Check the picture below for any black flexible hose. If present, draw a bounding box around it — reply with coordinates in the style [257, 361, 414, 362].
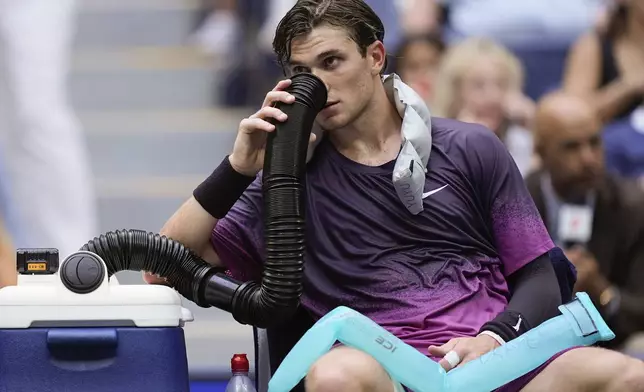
[80, 230, 234, 309]
[231, 73, 327, 326]
[80, 73, 327, 328]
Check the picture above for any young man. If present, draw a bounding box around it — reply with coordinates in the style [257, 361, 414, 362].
[152, 1, 644, 391]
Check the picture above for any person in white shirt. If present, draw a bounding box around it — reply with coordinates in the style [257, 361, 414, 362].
[0, 0, 98, 259]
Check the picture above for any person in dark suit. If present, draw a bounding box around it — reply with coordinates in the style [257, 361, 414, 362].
[527, 91, 644, 348]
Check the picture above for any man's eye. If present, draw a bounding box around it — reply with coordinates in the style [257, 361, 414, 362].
[323, 57, 339, 68]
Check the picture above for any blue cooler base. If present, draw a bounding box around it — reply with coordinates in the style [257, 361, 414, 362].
[190, 381, 229, 392]
[0, 327, 190, 392]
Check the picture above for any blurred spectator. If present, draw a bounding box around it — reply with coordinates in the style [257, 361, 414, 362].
[0, 216, 15, 288]
[192, 0, 241, 58]
[0, 141, 16, 289]
[0, 0, 98, 259]
[395, 0, 443, 36]
[258, 0, 299, 54]
[401, 0, 605, 100]
[392, 33, 445, 105]
[440, 0, 604, 47]
[527, 91, 644, 348]
[432, 38, 536, 176]
[563, 0, 644, 123]
[603, 104, 644, 188]
[0, 154, 22, 250]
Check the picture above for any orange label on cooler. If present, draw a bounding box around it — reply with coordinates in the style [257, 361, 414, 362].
[27, 262, 47, 271]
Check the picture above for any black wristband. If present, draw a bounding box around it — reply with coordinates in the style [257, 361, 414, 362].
[479, 310, 531, 343]
[193, 156, 256, 219]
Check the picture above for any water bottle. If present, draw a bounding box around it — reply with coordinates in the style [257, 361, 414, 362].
[225, 353, 256, 392]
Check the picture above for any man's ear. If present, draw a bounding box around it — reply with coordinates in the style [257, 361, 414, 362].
[368, 41, 387, 76]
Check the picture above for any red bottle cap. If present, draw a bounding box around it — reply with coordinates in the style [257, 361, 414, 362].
[231, 353, 249, 373]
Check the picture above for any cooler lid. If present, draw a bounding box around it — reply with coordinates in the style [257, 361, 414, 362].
[0, 267, 194, 329]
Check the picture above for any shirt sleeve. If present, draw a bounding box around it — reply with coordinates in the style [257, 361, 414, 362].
[464, 125, 555, 276]
[210, 174, 265, 282]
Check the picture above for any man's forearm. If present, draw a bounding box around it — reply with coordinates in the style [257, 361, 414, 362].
[161, 155, 256, 266]
[160, 196, 221, 265]
[480, 253, 562, 342]
[505, 254, 562, 324]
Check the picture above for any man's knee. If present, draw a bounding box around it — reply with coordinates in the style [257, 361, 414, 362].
[305, 346, 393, 392]
[524, 347, 644, 392]
[608, 356, 644, 391]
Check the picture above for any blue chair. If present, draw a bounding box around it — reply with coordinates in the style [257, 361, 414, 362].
[254, 328, 270, 392]
[254, 307, 314, 392]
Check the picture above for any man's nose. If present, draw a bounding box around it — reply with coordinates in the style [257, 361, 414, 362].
[579, 143, 599, 167]
[310, 71, 330, 93]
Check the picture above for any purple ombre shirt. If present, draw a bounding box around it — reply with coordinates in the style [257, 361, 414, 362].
[211, 118, 555, 354]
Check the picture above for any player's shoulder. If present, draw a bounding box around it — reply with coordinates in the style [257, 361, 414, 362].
[431, 117, 504, 153]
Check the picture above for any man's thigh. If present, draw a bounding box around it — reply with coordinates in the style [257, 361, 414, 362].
[520, 347, 643, 392]
[305, 346, 399, 392]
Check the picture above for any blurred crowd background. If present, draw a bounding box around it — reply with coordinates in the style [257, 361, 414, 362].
[0, 0, 643, 384]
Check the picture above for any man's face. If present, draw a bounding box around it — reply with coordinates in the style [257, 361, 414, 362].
[287, 25, 382, 131]
[540, 108, 604, 199]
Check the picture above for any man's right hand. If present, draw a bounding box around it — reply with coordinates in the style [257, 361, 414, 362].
[145, 81, 318, 285]
[229, 79, 318, 177]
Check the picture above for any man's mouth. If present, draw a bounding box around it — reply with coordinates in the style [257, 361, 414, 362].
[324, 102, 338, 109]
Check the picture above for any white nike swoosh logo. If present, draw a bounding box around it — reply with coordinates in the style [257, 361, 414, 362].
[512, 317, 522, 332]
[422, 185, 449, 199]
